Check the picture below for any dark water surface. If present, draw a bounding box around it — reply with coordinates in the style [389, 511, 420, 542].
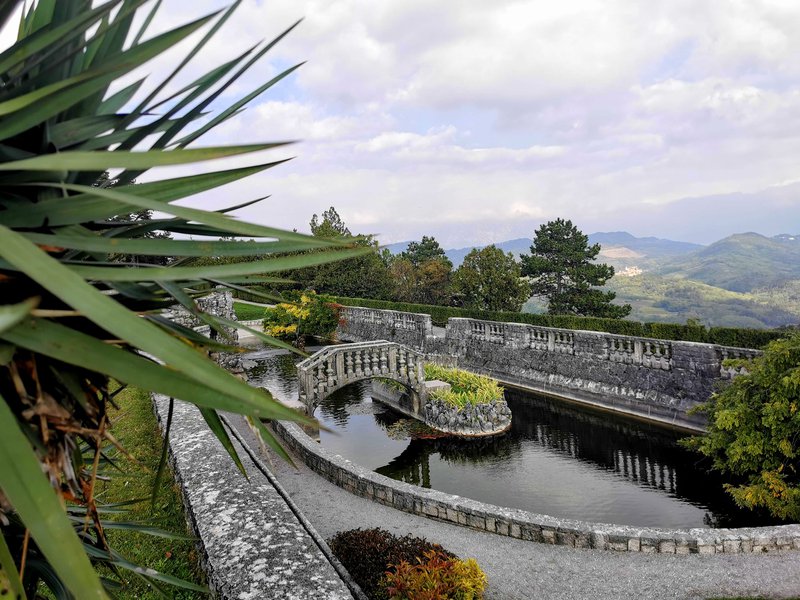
[245, 348, 782, 529]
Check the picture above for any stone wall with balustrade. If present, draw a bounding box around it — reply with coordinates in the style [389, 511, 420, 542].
[338, 307, 764, 431]
[338, 306, 432, 349]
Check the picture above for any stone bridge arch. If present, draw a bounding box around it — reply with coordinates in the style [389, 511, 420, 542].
[297, 341, 426, 414]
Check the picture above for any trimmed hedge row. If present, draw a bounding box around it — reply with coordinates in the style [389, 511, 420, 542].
[331, 296, 785, 349]
[231, 288, 785, 349]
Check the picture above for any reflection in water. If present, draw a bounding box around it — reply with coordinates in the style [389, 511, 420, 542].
[244, 350, 784, 529]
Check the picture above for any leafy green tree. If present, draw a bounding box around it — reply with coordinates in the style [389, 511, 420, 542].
[683, 333, 800, 520]
[310, 206, 351, 237]
[388, 257, 418, 303]
[295, 208, 392, 299]
[385, 236, 453, 305]
[0, 3, 364, 598]
[400, 236, 452, 269]
[521, 218, 631, 318]
[453, 246, 528, 311]
[415, 258, 453, 305]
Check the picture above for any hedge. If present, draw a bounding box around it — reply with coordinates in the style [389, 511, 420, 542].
[331, 296, 784, 349]
[231, 289, 785, 349]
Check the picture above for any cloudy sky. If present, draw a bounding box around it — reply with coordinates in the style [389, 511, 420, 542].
[8, 1, 800, 246]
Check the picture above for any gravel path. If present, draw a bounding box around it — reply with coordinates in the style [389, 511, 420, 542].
[229, 416, 800, 600]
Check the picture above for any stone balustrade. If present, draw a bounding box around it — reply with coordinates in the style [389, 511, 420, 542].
[338, 307, 767, 431]
[297, 341, 425, 414]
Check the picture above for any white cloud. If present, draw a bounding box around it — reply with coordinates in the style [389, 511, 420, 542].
[4, 0, 800, 245]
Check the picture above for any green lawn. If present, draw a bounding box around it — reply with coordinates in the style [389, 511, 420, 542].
[233, 301, 268, 321]
[98, 386, 206, 599]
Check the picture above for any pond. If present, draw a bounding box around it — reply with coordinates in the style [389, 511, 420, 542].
[244, 347, 783, 529]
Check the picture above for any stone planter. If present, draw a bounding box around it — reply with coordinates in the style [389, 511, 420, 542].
[423, 397, 512, 437]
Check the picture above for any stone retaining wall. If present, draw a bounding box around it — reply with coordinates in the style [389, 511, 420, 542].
[338, 307, 763, 430]
[151, 395, 355, 599]
[271, 419, 800, 555]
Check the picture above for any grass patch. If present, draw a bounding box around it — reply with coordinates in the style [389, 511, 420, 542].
[423, 364, 503, 408]
[99, 386, 206, 599]
[233, 301, 268, 321]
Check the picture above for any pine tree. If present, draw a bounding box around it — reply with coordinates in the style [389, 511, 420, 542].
[521, 218, 631, 318]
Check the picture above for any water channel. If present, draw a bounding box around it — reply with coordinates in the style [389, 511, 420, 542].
[244, 347, 783, 530]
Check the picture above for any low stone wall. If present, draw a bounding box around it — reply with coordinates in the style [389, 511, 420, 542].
[338, 306, 432, 349]
[338, 306, 764, 430]
[164, 290, 239, 342]
[272, 419, 800, 555]
[151, 395, 356, 599]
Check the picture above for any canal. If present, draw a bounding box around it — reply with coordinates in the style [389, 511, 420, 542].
[245, 348, 782, 529]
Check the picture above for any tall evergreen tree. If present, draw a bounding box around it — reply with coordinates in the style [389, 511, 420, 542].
[520, 218, 631, 318]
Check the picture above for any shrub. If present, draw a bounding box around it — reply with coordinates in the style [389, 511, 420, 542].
[384, 549, 488, 600]
[683, 332, 800, 520]
[327, 528, 455, 600]
[263, 291, 340, 347]
[424, 364, 503, 408]
[0, 2, 360, 597]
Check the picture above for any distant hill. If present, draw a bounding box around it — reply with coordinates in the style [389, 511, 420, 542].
[382, 241, 413, 254]
[607, 274, 800, 329]
[443, 238, 532, 266]
[587, 232, 702, 257]
[657, 232, 800, 293]
[441, 232, 699, 267]
[383, 230, 800, 329]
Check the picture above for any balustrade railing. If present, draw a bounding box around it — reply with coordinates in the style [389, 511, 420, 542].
[298, 341, 424, 409]
[717, 347, 759, 379]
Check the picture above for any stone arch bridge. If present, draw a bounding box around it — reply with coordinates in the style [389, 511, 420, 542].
[297, 341, 426, 414]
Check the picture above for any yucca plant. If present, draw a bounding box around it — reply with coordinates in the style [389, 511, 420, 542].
[0, 1, 366, 598]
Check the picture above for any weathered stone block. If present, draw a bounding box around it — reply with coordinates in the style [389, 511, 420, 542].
[658, 540, 676, 554]
[467, 514, 485, 529]
[591, 532, 608, 550]
[723, 540, 742, 554]
[556, 531, 576, 547]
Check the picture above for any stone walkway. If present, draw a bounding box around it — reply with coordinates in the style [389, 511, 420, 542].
[229, 415, 800, 600]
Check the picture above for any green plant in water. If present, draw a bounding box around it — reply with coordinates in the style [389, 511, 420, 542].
[0, 2, 366, 598]
[423, 364, 503, 408]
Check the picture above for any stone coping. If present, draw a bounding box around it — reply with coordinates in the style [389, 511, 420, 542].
[151, 395, 357, 599]
[272, 419, 800, 555]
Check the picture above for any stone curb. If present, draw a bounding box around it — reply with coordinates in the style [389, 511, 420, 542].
[151, 395, 355, 599]
[272, 419, 800, 556]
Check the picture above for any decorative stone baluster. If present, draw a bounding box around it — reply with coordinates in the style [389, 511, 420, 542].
[354, 350, 363, 377]
[345, 352, 353, 376]
[379, 347, 388, 374]
[371, 349, 379, 376]
[326, 358, 335, 388]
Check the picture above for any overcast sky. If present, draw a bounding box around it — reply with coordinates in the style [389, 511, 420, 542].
[7, 1, 800, 246]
